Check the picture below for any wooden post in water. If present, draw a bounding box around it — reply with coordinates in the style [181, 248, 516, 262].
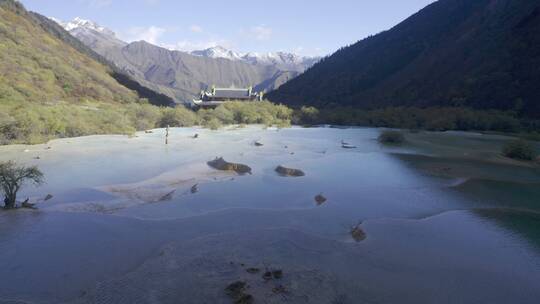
[165, 125, 169, 145]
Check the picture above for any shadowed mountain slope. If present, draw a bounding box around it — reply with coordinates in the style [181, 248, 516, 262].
[269, 0, 540, 118]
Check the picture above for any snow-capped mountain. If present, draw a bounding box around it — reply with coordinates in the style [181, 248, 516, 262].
[50, 17, 126, 56]
[51, 17, 319, 72]
[191, 46, 320, 72]
[51, 17, 116, 37]
[48, 17, 320, 102]
[242, 52, 320, 70]
[190, 46, 244, 61]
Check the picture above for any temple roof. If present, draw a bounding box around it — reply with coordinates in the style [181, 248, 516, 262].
[212, 88, 252, 99]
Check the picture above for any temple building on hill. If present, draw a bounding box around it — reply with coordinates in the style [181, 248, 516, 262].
[192, 86, 264, 108]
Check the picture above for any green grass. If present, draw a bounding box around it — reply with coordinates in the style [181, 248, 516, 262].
[502, 140, 537, 161]
[378, 130, 405, 144]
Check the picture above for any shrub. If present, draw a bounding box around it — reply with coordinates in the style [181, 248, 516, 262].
[378, 130, 405, 144]
[158, 107, 199, 128]
[502, 139, 537, 161]
[212, 106, 235, 124]
[294, 106, 320, 125]
[204, 118, 222, 130]
[199, 101, 292, 127]
[126, 103, 161, 130]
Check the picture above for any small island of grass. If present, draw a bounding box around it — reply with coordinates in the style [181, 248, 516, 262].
[502, 139, 537, 161]
[378, 130, 405, 144]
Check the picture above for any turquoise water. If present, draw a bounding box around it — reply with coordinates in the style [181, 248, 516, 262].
[0, 127, 539, 303]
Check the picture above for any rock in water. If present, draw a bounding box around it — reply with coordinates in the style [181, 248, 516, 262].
[207, 157, 252, 175]
[224, 281, 253, 303]
[272, 269, 283, 279]
[315, 193, 327, 205]
[225, 281, 246, 297]
[246, 267, 260, 274]
[275, 165, 305, 177]
[235, 294, 254, 304]
[21, 198, 37, 210]
[262, 271, 273, 281]
[254, 141, 264, 147]
[350, 224, 367, 242]
[272, 285, 287, 294]
[190, 184, 199, 194]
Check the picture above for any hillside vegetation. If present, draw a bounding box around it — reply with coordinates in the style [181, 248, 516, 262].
[0, 0, 139, 106]
[0, 101, 293, 144]
[269, 0, 540, 119]
[0, 0, 175, 144]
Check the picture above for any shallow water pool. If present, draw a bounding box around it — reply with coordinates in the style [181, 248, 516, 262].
[0, 126, 539, 303]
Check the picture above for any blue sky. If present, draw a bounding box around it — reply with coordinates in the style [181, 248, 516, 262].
[20, 0, 436, 56]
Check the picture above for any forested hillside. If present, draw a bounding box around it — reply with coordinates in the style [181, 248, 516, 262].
[269, 0, 540, 119]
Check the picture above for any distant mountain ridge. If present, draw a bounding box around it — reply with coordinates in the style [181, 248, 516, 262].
[52, 17, 320, 103]
[269, 0, 540, 118]
[190, 46, 319, 71]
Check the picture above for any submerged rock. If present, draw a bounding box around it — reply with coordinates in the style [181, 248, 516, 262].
[43, 194, 53, 201]
[272, 270, 283, 279]
[272, 285, 287, 294]
[21, 199, 37, 210]
[235, 294, 254, 304]
[262, 269, 283, 281]
[225, 281, 253, 304]
[190, 184, 199, 194]
[262, 271, 273, 281]
[225, 281, 247, 298]
[275, 165, 305, 177]
[350, 224, 367, 242]
[157, 190, 175, 202]
[208, 157, 252, 175]
[246, 267, 260, 274]
[341, 140, 357, 149]
[315, 193, 327, 205]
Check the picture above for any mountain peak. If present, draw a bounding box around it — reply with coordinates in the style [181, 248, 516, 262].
[50, 17, 116, 37]
[191, 46, 244, 61]
[190, 46, 319, 70]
